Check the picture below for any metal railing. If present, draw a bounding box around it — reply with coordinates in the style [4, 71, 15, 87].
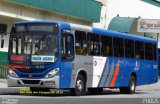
[0, 61, 7, 79]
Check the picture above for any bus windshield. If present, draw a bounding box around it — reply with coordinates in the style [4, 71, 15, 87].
[9, 34, 58, 65]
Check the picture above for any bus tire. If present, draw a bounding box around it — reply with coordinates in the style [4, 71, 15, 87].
[71, 74, 86, 96]
[88, 88, 103, 94]
[119, 75, 136, 94]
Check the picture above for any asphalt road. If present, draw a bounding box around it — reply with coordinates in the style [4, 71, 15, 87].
[0, 88, 160, 104]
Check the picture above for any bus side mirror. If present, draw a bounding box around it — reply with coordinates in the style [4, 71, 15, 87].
[1, 39, 4, 48]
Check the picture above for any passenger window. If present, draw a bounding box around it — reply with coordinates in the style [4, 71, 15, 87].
[153, 44, 157, 60]
[135, 41, 144, 59]
[101, 35, 112, 56]
[125, 39, 134, 58]
[75, 31, 87, 55]
[87, 33, 100, 56]
[113, 37, 124, 57]
[145, 43, 154, 60]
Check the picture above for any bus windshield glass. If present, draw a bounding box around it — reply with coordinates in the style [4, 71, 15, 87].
[9, 34, 58, 65]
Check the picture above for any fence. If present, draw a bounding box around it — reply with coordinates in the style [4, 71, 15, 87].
[0, 61, 7, 79]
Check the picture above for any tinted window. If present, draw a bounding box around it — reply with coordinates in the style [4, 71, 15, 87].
[135, 41, 144, 59]
[125, 39, 134, 58]
[153, 44, 157, 60]
[101, 35, 112, 56]
[75, 31, 87, 55]
[145, 43, 154, 60]
[87, 33, 100, 56]
[113, 37, 124, 57]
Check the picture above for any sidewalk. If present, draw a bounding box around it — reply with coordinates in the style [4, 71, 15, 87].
[137, 80, 160, 91]
[0, 79, 7, 88]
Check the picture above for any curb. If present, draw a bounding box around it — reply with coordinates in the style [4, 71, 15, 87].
[0, 79, 7, 82]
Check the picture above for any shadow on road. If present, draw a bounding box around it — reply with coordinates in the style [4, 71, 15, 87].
[0, 88, 150, 97]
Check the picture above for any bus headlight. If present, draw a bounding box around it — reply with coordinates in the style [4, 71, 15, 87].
[45, 68, 59, 78]
[8, 70, 18, 78]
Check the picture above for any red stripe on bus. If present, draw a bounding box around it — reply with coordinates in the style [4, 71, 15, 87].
[109, 59, 120, 87]
[8, 64, 27, 70]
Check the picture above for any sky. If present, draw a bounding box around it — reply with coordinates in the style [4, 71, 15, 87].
[107, 0, 160, 19]
[106, 0, 160, 26]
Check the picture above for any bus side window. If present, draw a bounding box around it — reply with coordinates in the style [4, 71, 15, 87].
[113, 37, 124, 57]
[125, 39, 134, 58]
[145, 43, 154, 60]
[75, 31, 87, 55]
[101, 35, 112, 56]
[61, 31, 74, 61]
[153, 44, 157, 60]
[87, 32, 100, 56]
[135, 41, 144, 60]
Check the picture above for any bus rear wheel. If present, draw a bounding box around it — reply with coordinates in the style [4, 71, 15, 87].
[71, 74, 86, 96]
[120, 75, 136, 94]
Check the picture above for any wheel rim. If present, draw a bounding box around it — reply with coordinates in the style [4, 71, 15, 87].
[76, 79, 83, 92]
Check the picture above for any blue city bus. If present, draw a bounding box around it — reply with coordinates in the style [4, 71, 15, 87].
[5, 20, 158, 96]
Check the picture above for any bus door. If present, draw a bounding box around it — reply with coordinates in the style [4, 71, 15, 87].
[60, 30, 74, 88]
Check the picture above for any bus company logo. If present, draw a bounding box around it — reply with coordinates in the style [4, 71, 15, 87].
[94, 61, 97, 66]
[29, 74, 32, 78]
[134, 61, 139, 71]
[25, 55, 31, 61]
[135, 61, 138, 67]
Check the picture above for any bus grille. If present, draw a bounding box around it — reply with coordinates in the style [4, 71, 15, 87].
[17, 68, 47, 73]
[19, 74, 44, 78]
[22, 80, 40, 84]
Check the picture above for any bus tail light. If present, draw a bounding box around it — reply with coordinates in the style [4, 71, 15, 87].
[45, 68, 59, 78]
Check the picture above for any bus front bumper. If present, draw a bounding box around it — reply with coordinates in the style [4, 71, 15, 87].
[7, 75, 60, 88]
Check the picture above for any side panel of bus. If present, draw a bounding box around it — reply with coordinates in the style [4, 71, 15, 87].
[70, 55, 93, 88]
[59, 62, 72, 88]
[101, 58, 126, 88]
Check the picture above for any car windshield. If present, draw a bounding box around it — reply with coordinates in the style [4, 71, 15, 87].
[9, 34, 58, 65]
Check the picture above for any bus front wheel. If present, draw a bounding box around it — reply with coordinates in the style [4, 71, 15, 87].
[71, 74, 86, 96]
[119, 75, 136, 94]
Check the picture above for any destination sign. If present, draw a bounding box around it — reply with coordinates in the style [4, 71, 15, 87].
[14, 23, 59, 33]
[31, 55, 55, 62]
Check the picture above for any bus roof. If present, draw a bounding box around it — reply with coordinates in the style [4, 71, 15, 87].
[14, 20, 157, 43]
[93, 27, 157, 43]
